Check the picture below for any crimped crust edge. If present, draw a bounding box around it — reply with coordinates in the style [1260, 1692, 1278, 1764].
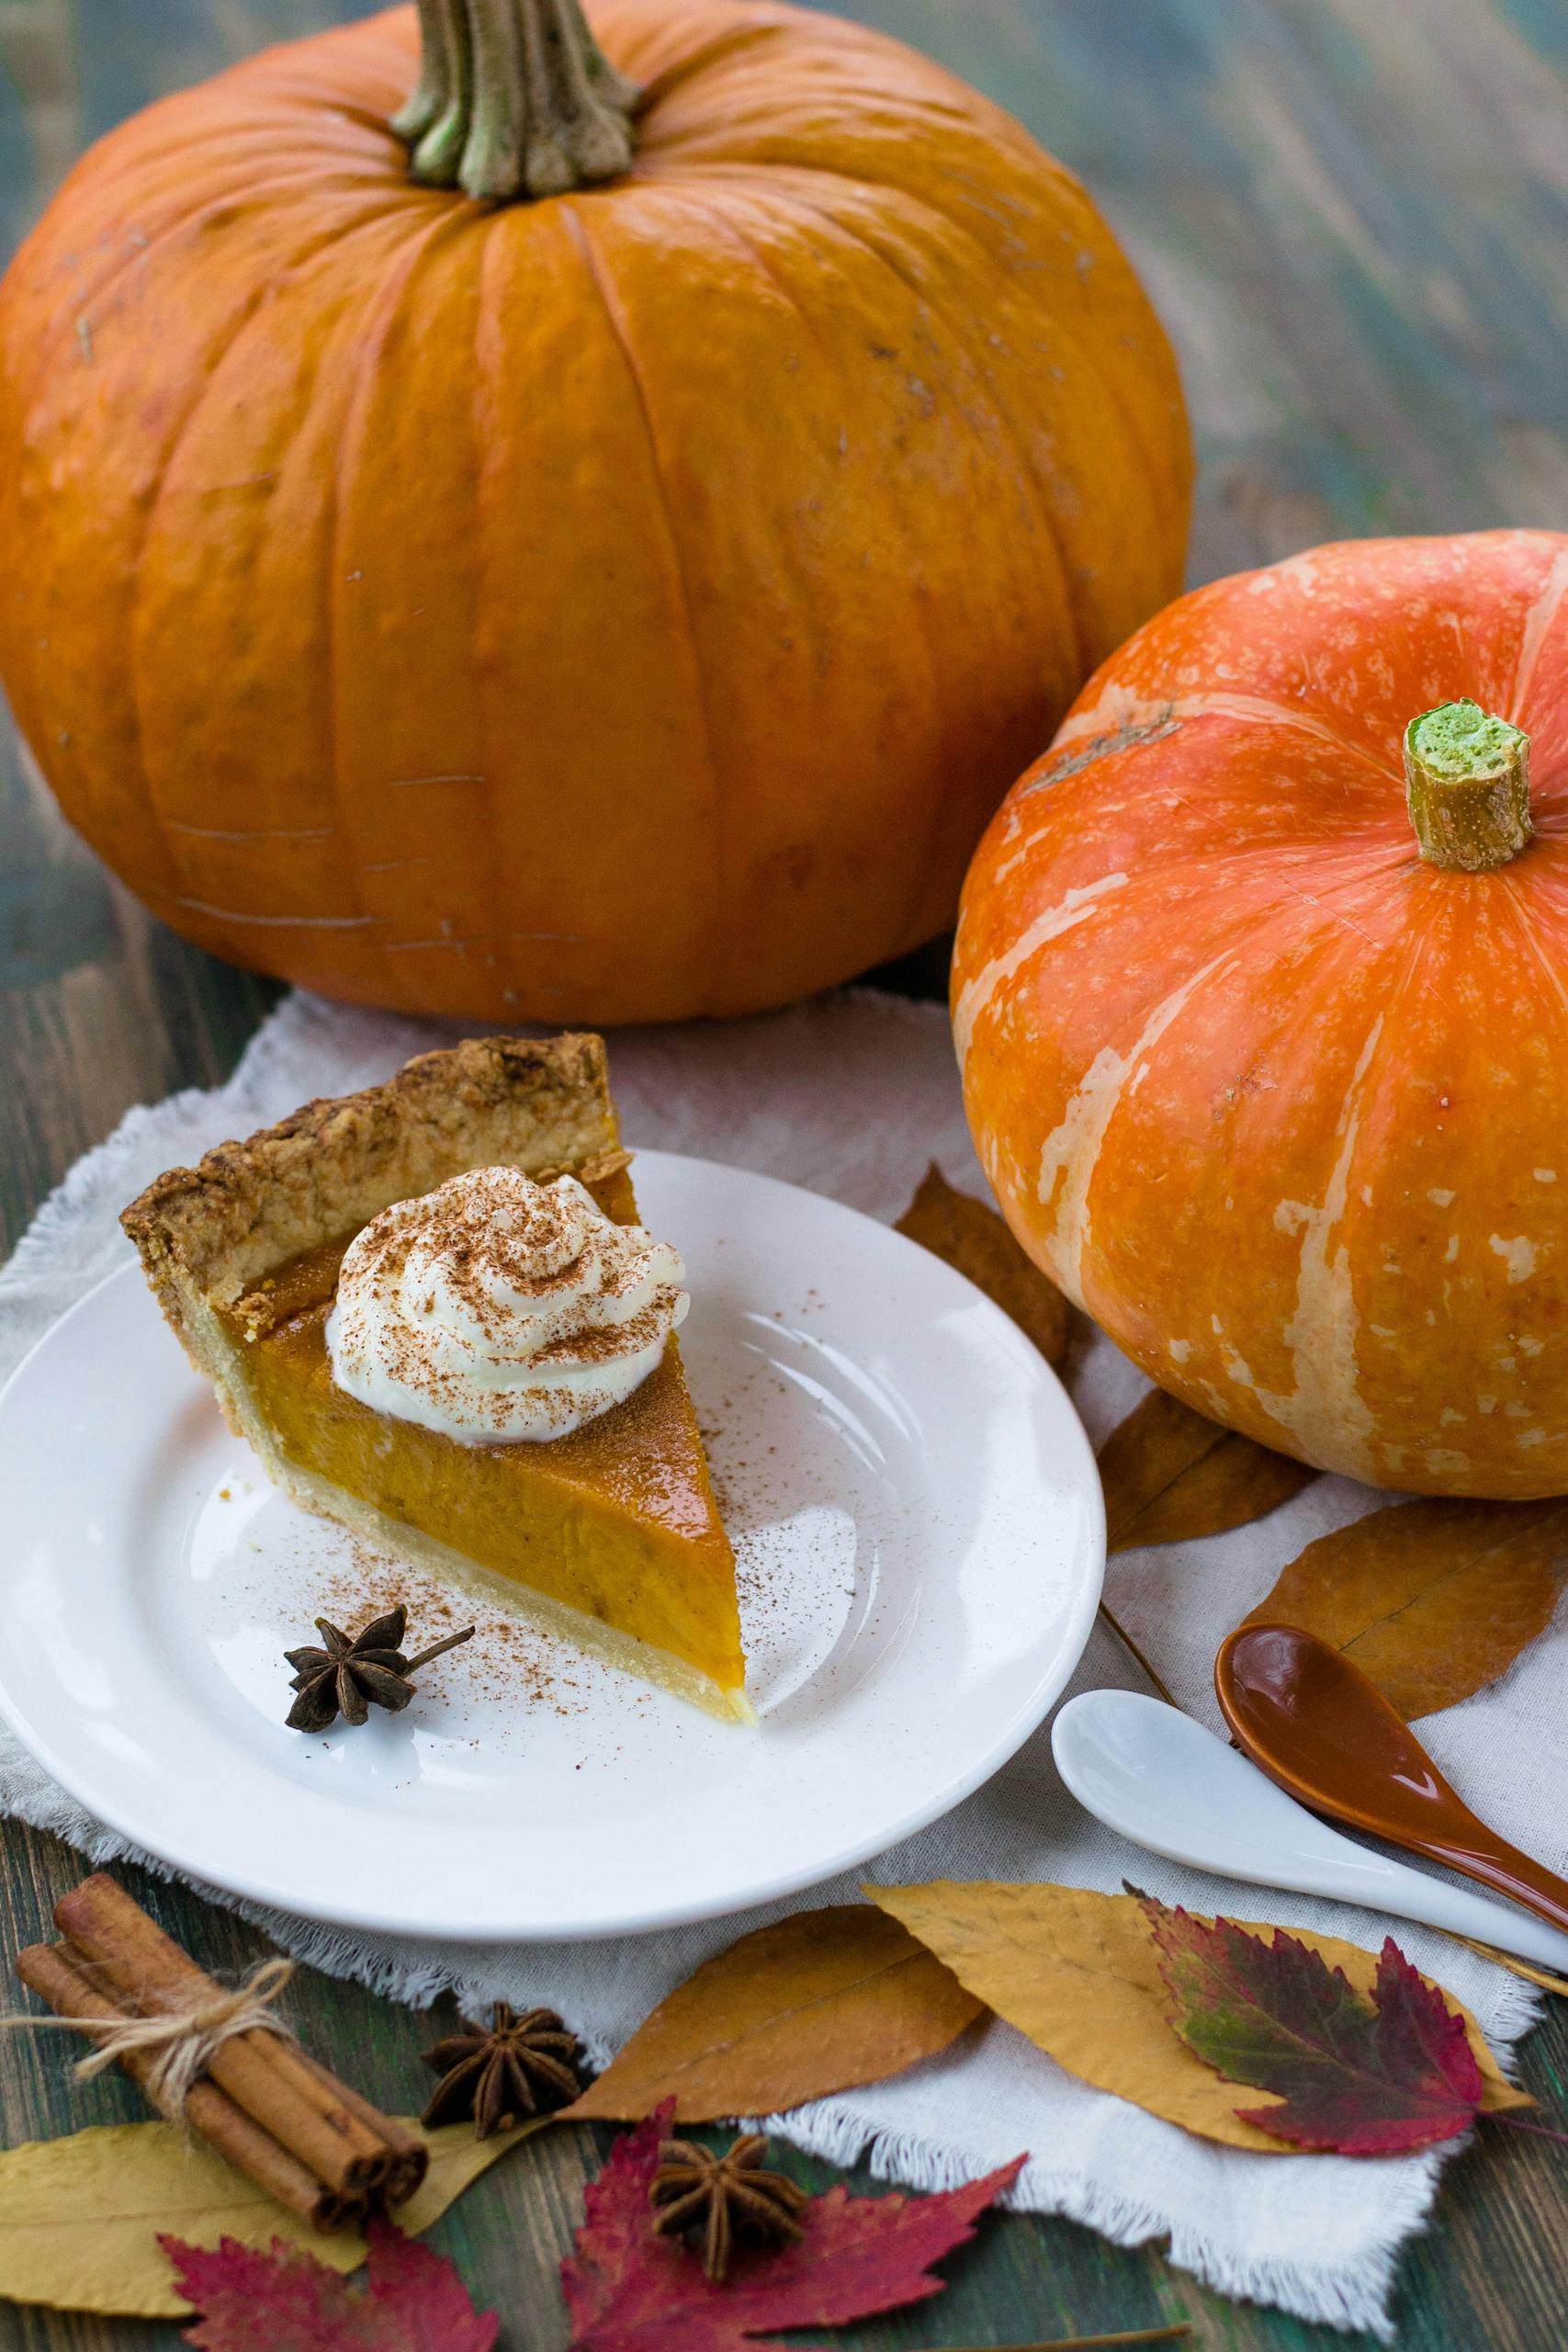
[120, 1033, 624, 1329]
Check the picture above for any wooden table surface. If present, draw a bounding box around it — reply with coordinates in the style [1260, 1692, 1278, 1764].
[2, 2, 1567, 2346]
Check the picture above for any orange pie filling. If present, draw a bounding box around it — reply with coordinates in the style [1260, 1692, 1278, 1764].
[219, 1166, 746, 1709]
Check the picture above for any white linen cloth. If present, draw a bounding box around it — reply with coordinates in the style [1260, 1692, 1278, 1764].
[0, 985, 1553, 2339]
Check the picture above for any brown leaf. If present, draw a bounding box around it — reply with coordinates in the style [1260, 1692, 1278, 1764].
[896, 1165, 1070, 1368]
[865, 1881, 1526, 2154]
[1239, 1497, 1568, 1718]
[567, 1905, 984, 2122]
[1099, 1388, 1315, 1554]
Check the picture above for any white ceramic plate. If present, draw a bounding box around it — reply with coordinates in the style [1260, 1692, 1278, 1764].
[0, 1152, 1102, 1941]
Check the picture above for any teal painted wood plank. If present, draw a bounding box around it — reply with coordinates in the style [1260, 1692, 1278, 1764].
[0, 0, 81, 242]
[1496, 0, 1568, 70]
[0, 57, 33, 255]
[70, 0, 357, 138]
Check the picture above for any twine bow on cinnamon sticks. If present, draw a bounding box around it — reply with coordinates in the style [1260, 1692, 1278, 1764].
[9, 1873, 426, 2230]
[39, 1947, 300, 2116]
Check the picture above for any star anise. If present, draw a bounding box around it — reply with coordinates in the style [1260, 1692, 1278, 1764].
[649, 2132, 808, 2283]
[420, 2003, 583, 2136]
[285, 1603, 474, 1732]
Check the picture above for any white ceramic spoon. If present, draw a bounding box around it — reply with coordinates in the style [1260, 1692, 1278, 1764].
[1052, 1688, 1568, 1974]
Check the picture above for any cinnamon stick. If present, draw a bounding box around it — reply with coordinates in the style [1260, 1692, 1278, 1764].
[293, 2044, 429, 2204]
[14, 1942, 360, 2232]
[53, 1875, 421, 2202]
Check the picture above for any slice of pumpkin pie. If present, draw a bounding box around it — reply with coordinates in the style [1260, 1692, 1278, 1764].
[121, 1034, 749, 1720]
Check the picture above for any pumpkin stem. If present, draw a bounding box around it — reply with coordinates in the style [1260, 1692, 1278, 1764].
[1403, 699, 1533, 872]
[397, 0, 641, 202]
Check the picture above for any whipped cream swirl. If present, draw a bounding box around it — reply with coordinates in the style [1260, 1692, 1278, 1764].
[324, 1166, 689, 1443]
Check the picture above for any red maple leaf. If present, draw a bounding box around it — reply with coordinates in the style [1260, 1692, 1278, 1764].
[160, 2217, 498, 2352]
[1141, 1894, 1483, 2154]
[560, 2101, 1023, 2350]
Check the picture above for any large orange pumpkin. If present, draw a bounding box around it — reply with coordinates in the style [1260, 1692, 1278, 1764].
[0, 0, 1190, 1024]
[955, 530, 1568, 1500]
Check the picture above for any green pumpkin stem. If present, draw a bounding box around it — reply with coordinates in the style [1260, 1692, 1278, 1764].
[397, 0, 641, 202]
[394, 0, 475, 181]
[1403, 699, 1533, 872]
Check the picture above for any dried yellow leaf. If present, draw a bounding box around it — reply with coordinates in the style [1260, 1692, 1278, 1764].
[1240, 1496, 1568, 1718]
[0, 2113, 545, 2318]
[866, 1881, 1527, 2154]
[896, 1165, 1071, 1368]
[1100, 1389, 1315, 1554]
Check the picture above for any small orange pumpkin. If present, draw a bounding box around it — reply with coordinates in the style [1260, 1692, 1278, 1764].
[955, 530, 1568, 1499]
[0, 0, 1190, 1024]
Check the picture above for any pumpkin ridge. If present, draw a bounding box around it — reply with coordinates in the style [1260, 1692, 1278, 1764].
[683, 185, 957, 959]
[465, 208, 513, 983]
[1049, 946, 1240, 1309]
[1275, 1003, 1404, 1487]
[796, 193, 1088, 686]
[1258, 945, 1428, 1480]
[1101, 1002, 1387, 1486]
[777, 198, 1086, 947]
[1510, 541, 1568, 715]
[992, 759, 1409, 932]
[1003, 715, 1182, 824]
[628, 18, 783, 118]
[318, 213, 476, 938]
[628, 0, 953, 113]
[1098, 845, 1411, 935]
[1229, 848, 1416, 978]
[773, 164, 1188, 598]
[558, 197, 730, 996]
[1055, 690, 1399, 781]
[190, 75, 413, 139]
[17, 168, 401, 400]
[335, 199, 510, 964]
[1496, 869, 1568, 1026]
[952, 873, 1128, 1069]
[820, 158, 1191, 535]
[1043, 904, 1411, 1429]
[122, 277, 294, 897]
[136, 205, 454, 902]
[253, 29, 426, 135]
[1244, 861, 1411, 970]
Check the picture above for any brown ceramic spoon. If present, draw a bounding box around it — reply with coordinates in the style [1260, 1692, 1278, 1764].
[1215, 1622, 1568, 1938]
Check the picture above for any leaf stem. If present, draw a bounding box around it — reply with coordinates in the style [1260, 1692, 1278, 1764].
[1493, 2112, 1568, 2152]
[1450, 1934, 1568, 2000]
[1097, 1601, 1179, 1710]
[919, 2330, 1191, 2351]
